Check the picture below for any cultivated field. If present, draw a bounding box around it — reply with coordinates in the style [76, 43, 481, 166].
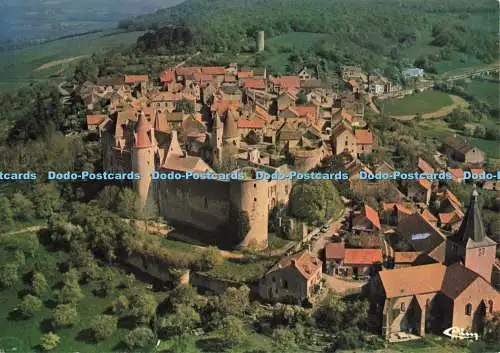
[380, 91, 455, 117]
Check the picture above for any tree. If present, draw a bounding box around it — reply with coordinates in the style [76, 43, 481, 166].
[113, 295, 130, 315]
[129, 292, 157, 325]
[198, 246, 222, 270]
[32, 183, 63, 218]
[485, 312, 500, 342]
[222, 315, 246, 347]
[52, 304, 78, 328]
[175, 98, 195, 114]
[18, 294, 42, 317]
[90, 315, 118, 341]
[57, 280, 84, 304]
[39, 332, 60, 351]
[0, 263, 19, 288]
[160, 303, 200, 336]
[32, 272, 49, 296]
[296, 91, 308, 105]
[0, 196, 13, 231]
[14, 249, 26, 267]
[218, 285, 250, 317]
[272, 328, 296, 352]
[116, 188, 141, 219]
[10, 192, 35, 221]
[124, 327, 155, 350]
[96, 267, 117, 297]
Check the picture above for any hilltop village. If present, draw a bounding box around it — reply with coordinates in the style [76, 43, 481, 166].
[81, 63, 499, 343]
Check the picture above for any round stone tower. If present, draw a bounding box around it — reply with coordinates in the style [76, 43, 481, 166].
[256, 31, 265, 52]
[132, 112, 157, 206]
[229, 168, 269, 250]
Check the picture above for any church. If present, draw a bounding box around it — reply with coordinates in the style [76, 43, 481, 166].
[369, 188, 499, 341]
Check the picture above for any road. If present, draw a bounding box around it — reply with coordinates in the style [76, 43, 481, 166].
[310, 207, 351, 259]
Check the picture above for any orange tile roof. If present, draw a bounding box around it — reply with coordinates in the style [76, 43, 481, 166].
[176, 67, 202, 76]
[438, 211, 463, 225]
[394, 252, 422, 264]
[201, 66, 226, 75]
[211, 100, 241, 114]
[382, 203, 413, 215]
[124, 75, 149, 83]
[294, 105, 316, 117]
[418, 178, 432, 190]
[344, 248, 383, 265]
[224, 75, 236, 82]
[325, 243, 345, 260]
[340, 109, 353, 123]
[193, 72, 214, 82]
[418, 157, 434, 174]
[274, 76, 301, 90]
[86, 114, 107, 126]
[379, 263, 446, 298]
[448, 168, 464, 180]
[355, 129, 373, 145]
[159, 70, 175, 83]
[348, 79, 359, 89]
[243, 78, 266, 90]
[254, 105, 271, 122]
[277, 251, 322, 280]
[238, 118, 264, 129]
[364, 204, 381, 230]
[238, 71, 254, 79]
[470, 168, 484, 175]
[422, 209, 438, 223]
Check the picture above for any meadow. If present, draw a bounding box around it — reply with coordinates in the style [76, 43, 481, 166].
[379, 91, 453, 116]
[464, 79, 500, 108]
[0, 30, 144, 91]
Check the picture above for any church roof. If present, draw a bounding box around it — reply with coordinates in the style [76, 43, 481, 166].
[134, 113, 153, 149]
[450, 188, 496, 249]
[223, 109, 239, 138]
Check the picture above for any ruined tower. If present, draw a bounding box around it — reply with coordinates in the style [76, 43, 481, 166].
[447, 187, 497, 282]
[230, 168, 269, 250]
[211, 113, 224, 165]
[132, 112, 157, 206]
[223, 109, 241, 148]
[256, 31, 265, 52]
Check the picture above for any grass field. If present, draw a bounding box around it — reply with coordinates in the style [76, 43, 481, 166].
[0, 231, 163, 353]
[0, 30, 144, 92]
[380, 91, 453, 116]
[464, 79, 500, 107]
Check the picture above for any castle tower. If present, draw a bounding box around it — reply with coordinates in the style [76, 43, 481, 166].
[256, 31, 265, 52]
[223, 109, 241, 148]
[447, 187, 497, 282]
[230, 168, 269, 250]
[211, 113, 223, 164]
[132, 112, 157, 206]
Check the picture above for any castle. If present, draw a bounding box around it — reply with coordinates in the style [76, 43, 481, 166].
[101, 109, 292, 250]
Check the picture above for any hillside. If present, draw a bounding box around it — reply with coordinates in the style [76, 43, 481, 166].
[122, 0, 499, 75]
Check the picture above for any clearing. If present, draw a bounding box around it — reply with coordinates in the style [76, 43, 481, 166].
[36, 56, 89, 71]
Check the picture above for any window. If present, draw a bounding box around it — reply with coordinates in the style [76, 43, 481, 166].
[400, 303, 406, 312]
[489, 300, 494, 314]
[283, 280, 288, 289]
[479, 248, 485, 256]
[345, 140, 348, 146]
[254, 183, 256, 188]
[272, 276, 276, 282]
[465, 303, 472, 316]
[254, 198, 257, 202]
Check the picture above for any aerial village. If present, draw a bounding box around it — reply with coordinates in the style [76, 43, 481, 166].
[82, 61, 499, 342]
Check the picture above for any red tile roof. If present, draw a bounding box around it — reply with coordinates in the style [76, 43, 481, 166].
[201, 66, 226, 75]
[340, 109, 353, 123]
[193, 72, 214, 83]
[382, 203, 413, 215]
[344, 249, 383, 265]
[86, 114, 107, 126]
[364, 204, 381, 230]
[276, 251, 322, 280]
[243, 78, 266, 90]
[438, 211, 462, 225]
[176, 67, 202, 76]
[448, 168, 464, 180]
[394, 252, 421, 264]
[294, 105, 316, 118]
[224, 75, 236, 83]
[418, 158, 434, 174]
[355, 129, 373, 145]
[470, 168, 484, 175]
[274, 76, 301, 90]
[418, 178, 432, 190]
[348, 80, 359, 90]
[124, 75, 149, 83]
[159, 70, 175, 83]
[422, 209, 438, 223]
[238, 71, 254, 79]
[238, 119, 264, 129]
[325, 243, 345, 260]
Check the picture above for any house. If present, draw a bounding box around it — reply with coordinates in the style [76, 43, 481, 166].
[324, 242, 345, 275]
[269, 76, 301, 94]
[242, 78, 267, 91]
[277, 91, 296, 111]
[355, 129, 374, 156]
[438, 211, 463, 232]
[381, 203, 413, 226]
[407, 179, 432, 204]
[336, 248, 383, 279]
[331, 122, 357, 157]
[238, 118, 265, 138]
[369, 262, 499, 341]
[368, 73, 392, 95]
[442, 136, 485, 165]
[352, 204, 381, 235]
[298, 67, 313, 81]
[341, 66, 364, 80]
[300, 79, 326, 93]
[417, 157, 434, 175]
[448, 168, 464, 183]
[402, 68, 424, 80]
[259, 251, 322, 304]
[86, 114, 107, 131]
[396, 212, 447, 257]
[421, 210, 438, 227]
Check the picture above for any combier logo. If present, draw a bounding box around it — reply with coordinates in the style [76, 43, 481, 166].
[443, 327, 479, 341]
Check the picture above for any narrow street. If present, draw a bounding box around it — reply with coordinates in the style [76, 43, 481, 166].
[310, 207, 351, 259]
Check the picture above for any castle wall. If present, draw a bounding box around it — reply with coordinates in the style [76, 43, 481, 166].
[156, 179, 231, 232]
[132, 147, 156, 204]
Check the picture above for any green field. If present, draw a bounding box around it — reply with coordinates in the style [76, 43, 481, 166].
[0, 231, 163, 353]
[0, 30, 144, 91]
[380, 91, 453, 116]
[464, 79, 500, 108]
[263, 32, 328, 74]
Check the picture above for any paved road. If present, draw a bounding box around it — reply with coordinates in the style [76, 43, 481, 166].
[310, 207, 351, 259]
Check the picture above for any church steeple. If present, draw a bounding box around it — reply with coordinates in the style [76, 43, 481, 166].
[452, 186, 494, 249]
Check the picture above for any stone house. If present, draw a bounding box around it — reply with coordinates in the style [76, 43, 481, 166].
[407, 179, 432, 205]
[442, 136, 485, 165]
[351, 204, 381, 236]
[336, 248, 383, 279]
[355, 129, 374, 156]
[324, 242, 346, 275]
[331, 122, 357, 157]
[259, 251, 322, 304]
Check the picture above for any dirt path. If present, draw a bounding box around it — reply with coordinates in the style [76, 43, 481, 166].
[36, 55, 89, 70]
[323, 274, 366, 294]
[4, 225, 46, 236]
[391, 95, 468, 121]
